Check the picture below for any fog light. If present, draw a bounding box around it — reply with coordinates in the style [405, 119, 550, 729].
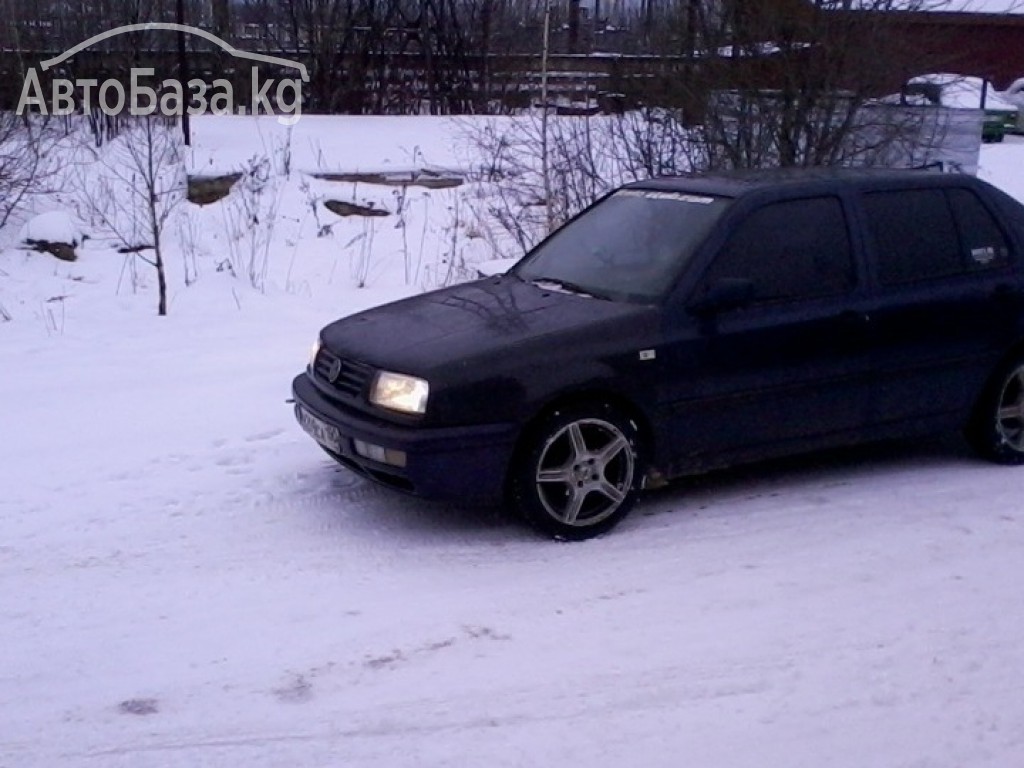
[353, 439, 407, 468]
[353, 439, 385, 462]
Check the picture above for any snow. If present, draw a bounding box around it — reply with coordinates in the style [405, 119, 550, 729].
[1001, 78, 1024, 110]
[908, 74, 1020, 111]
[977, 134, 1024, 197]
[4, 116, 1024, 767]
[18, 210, 86, 246]
[884, 0, 1024, 10]
[186, 114, 474, 177]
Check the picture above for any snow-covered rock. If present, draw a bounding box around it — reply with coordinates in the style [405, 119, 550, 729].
[19, 210, 87, 261]
[20, 210, 86, 248]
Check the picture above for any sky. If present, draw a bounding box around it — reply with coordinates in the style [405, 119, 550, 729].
[959, 0, 1024, 10]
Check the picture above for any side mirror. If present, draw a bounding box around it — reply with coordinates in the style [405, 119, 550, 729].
[688, 278, 755, 316]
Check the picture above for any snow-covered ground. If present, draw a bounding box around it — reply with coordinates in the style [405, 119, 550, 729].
[4, 119, 1024, 768]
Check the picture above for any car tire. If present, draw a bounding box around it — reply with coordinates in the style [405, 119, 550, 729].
[509, 403, 643, 540]
[967, 356, 1024, 465]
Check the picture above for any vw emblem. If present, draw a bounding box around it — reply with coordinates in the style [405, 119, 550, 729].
[327, 358, 343, 383]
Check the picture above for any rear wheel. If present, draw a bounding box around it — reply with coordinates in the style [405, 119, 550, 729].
[510, 404, 643, 540]
[968, 358, 1024, 465]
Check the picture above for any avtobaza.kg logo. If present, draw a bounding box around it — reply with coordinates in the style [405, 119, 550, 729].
[17, 23, 309, 125]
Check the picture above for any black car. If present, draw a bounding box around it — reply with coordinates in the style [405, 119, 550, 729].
[293, 168, 1024, 539]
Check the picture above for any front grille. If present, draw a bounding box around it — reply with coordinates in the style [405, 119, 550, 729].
[313, 347, 374, 399]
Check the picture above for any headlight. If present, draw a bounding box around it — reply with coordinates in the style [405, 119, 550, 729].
[308, 338, 322, 368]
[370, 371, 429, 415]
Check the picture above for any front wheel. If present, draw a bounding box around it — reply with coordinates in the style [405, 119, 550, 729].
[510, 404, 643, 540]
[967, 358, 1024, 465]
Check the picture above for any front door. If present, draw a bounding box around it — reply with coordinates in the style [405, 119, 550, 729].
[662, 194, 874, 467]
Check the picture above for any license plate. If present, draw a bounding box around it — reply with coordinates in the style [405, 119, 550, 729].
[295, 405, 343, 453]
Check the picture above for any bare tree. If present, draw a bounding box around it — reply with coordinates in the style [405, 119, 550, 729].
[235, 0, 556, 115]
[73, 117, 185, 315]
[240, 0, 388, 113]
[624, 0, 1005, 169]
[0, 113, 53, 231]
[463, 110, 689, 257]
[464, 0, 1002, 255]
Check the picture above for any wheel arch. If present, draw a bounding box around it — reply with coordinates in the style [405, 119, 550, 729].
[505, 386, 657, 490]
[971, 338, 1024, 420]
[966, 339, 1024, 464]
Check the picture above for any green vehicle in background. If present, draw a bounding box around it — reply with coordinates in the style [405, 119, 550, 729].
[1001, 77, 1024, 139]
[982, 103, 1019, 143]
[903, 75, 1020, 143]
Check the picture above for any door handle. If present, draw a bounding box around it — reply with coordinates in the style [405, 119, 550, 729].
[838, 310, 871, 326]
[992, 283, 1023, 301]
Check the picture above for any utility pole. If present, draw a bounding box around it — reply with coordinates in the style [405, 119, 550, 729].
[176, 0, 191, 146]
[569, 0, 580, 53]
[540, 3, 553, 233]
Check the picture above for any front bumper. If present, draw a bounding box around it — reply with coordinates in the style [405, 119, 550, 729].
[292, 373, 519, 503]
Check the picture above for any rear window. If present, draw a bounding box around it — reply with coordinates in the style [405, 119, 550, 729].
[985, 184, 1024, 241]
[865, 188, 1012, 286]
[864, 189, 962, 286]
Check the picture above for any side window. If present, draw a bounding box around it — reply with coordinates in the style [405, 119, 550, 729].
[702, 196, 854, 303]
[947, 188, 1011, 271]
[864, 189, 961, 286]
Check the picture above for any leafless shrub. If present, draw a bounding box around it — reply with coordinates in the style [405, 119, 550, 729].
[220, 155, 282, 292]
[72, 117, 185, 315]
[175, 210, 203, 287]
[0, 113, 56, 232]
[632, 0, 967, 170]
[463, 111, 694, 255]
[350, 217, 377, 288]
[463, 1, 972, 255]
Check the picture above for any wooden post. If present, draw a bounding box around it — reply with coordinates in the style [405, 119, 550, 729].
[541, 3, 553, 232]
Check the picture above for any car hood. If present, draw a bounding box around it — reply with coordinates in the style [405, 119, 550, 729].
[320, 276, 654, 374]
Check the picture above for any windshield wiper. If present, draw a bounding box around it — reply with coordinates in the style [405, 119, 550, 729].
[529, 277, 611, 300]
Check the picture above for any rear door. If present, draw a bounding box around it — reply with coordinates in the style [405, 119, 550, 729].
[661, 194, 874, 463]
[860, 185, 1021, 426]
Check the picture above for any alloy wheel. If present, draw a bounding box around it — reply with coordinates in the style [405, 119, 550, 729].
[534, 418, 635, 528]
[996, 364, 1024, 452]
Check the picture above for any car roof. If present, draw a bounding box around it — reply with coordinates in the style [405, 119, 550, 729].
[626, 167, 966, 199]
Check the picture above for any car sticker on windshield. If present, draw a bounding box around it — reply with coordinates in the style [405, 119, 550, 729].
[617, 190, 717, 204]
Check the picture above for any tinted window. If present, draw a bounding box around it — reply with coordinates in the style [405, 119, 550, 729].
[947, 188, 1011, 271]
[702, 197, 854, 303]
[864, 189, 961, 285]
[516, 190, 731, 303]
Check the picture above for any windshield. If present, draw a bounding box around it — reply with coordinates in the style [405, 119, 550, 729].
[514, 189, 731, 302]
